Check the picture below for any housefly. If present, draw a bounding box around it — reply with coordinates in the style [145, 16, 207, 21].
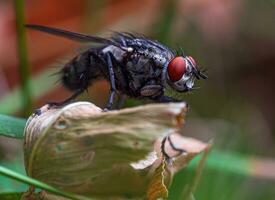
[26, 24, 207, 110]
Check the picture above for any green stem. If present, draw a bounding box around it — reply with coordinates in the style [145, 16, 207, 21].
[191, 150, 251, 176]
[152, 0, 177, 43]
[188, 146, 211, 197]
[14, 0, 33, 116]
[0, 114, 26, 139]
[0, 165, 91, 200]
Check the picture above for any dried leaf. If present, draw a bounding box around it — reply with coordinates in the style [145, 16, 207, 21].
[146, 134, 210, 200]
[24, 102, 188, 199]
[154, 134, 209, 174]
[146, 159, 168, 200]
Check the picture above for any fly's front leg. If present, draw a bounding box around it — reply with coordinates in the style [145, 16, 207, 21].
[140, 85, 178, 103]
[104, 52, 117, 110]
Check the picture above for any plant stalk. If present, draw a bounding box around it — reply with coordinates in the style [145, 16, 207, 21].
[14, 0, 33, 116]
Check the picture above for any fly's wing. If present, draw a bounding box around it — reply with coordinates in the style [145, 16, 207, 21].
[26, 24, 118, 46]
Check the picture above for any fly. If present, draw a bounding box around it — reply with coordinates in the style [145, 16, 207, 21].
[26, 24, 207, 111]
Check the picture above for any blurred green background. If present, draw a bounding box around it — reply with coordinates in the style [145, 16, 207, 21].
[0, 0, 274, 199]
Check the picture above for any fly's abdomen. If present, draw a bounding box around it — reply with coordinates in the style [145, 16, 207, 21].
[61, 51, 95, 91]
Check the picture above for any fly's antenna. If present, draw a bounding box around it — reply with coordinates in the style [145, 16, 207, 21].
[193, 69, 208, 80]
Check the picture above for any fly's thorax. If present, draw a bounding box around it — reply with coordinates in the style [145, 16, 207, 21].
[102, 45, 126, 62]
[126, 51, 166, 80]
[135, 46, 173, 67]
[126, 37, 175, 67]
[150, 52, 169, 67]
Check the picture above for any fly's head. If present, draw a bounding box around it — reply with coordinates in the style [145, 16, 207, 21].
[166, 55, 207, 92]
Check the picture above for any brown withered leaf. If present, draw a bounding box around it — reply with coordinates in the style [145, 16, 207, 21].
[146, 159, 168, 200]
[23, 102, 210, 200]
[144, 134, 210, 200]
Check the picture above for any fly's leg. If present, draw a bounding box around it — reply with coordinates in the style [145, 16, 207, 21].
[34, 88, 84, 115]
[47, 88, 84, 107]
[161, 135, 187, 163]
[104, 52, 117, 110]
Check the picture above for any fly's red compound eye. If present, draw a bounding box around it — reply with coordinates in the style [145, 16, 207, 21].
[188, 56, 196, 67]
[167, 57, 186, 82]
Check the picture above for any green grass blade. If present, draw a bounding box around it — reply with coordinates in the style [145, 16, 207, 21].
[201, 150, 251, 176]
[0, 114, 26, 139]
[0, 160, 28, 193]
[190, 150, 251, 177]
[180, 146, 211, 200]
[0, 165, 91, 200]
[190, 150, 275, 180]
[14, 0, 33, 116]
